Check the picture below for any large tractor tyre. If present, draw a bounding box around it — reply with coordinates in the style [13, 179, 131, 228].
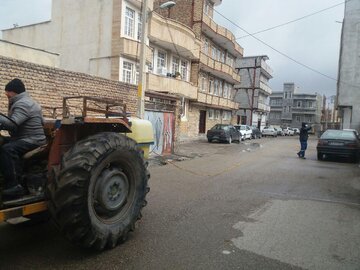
[47, 133, 149, 250]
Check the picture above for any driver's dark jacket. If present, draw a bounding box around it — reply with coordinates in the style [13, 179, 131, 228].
[0, 92, 46, 146]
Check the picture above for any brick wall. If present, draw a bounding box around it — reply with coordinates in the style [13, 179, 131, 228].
[0, 56, 137, 117]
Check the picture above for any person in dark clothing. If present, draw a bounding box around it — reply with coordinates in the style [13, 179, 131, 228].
[0, 78, 46, 199]
[297, 122, 312, 159]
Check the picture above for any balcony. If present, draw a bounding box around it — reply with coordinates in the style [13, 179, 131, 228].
[119, 38, 152, 63]
[200, 52, 240, 84]
[260, 59, 273, 78]
[256, 103, 271, 112]
[259, 81, 272, 95]
[202, 13, 243, 58]
[146, 73, 198, 100]
[149, 13, 201, 60]
[197, 92, 238, 109]
[292, 107, 317, 112]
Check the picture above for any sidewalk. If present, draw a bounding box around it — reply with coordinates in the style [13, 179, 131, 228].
[148, 137, 261, 167]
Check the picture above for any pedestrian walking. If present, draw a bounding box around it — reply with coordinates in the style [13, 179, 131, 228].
[297, 122, 312, 159]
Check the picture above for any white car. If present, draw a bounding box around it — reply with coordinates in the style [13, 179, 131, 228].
[262, 127, 278, 137]
[234, 125, 252, 140]
[283, 127, 295, 136]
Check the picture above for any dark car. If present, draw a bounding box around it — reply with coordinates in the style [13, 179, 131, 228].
[207, 124, 241, 144]
[317, 129, 360, 162]
[251, 127, 262, 139]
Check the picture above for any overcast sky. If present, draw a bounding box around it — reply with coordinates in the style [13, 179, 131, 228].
[0, 0, 345, 97]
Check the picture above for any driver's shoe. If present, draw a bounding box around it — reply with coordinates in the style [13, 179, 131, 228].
[3, 184, 27, 199]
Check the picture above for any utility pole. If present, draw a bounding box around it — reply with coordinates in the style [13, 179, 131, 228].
[250, 57, 257, 127]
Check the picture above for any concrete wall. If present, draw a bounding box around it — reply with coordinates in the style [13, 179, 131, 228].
[0, 40, 60, 68]
[0, 56, 137, 117]
[2, 0, 114, 79]
[337, 0, 360, 130]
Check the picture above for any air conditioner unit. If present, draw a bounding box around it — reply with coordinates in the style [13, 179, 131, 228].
[157, 67, 167, 76]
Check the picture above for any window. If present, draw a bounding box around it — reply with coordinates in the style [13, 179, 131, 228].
[284, 92, 287, 99]
[201, 77, 207, 92]
[180, 60, 188, 81]
[204, 40, 209, 54]
[223, 83, 228, 98]
[226, 53, 234, 67]
[157, 51, 166, 69]
[208, 109, 214, 119]
[122, 61, 133, 84]
[222, 111, 231, 120]
[212, 46, 217, 59]
[214, 79, 219, 96]
[218, 81, 223, 96]
[297, 101, 301, 107]
[296, 116, 301, 122]
[172, 57, 180, 74]
[308, 101, 313, 108]
[204, 0, 210, 15]
[215, 110, 221, 120]
[209, 78, 214, 94]
[124, 7, 135, 37]
[220, 52, 225, 63]
[137, 13, 142, 41]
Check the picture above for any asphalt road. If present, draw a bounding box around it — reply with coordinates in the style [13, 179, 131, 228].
[1, 136, 359, 270]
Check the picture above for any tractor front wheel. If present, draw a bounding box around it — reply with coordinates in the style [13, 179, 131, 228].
[48, 133, 149, 250]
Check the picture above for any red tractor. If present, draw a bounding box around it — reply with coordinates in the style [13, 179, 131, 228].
[0, 96, 151, 250]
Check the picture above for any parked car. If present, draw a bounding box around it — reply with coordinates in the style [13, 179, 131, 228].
[251, 126, 262, 139]
[262, 127, 278, 137]
[234, 125, 252, 140]
[317, 129, 360, 162]
[274, 127, 284, 136]
[292, 128, 300, 135]
[343, 129, 359, 139]
[283, 127, 295, 136]
[207, 124, 241, 144]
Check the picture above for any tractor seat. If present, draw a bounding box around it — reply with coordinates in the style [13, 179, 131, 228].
[23, 144, 49, 160]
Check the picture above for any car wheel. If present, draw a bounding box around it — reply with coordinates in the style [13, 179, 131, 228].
[317, 152, 324, 161]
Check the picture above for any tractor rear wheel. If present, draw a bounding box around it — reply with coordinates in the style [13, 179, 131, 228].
[48, 133, 149, 250]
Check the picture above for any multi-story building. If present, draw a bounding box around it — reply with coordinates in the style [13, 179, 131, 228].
[269, 83, 322, 132]
[336, 0, 360, 131]
[2, 0, 242, 142]
[154, 0, 243, 138]
[235, 55, 272, 129]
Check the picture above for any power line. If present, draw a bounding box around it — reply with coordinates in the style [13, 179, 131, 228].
[212, 7, 339, 83]
[235, 0, 350, 40]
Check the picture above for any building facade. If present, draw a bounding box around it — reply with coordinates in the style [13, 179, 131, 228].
[154, 0, 243, 139]
[2, 0, 243, 143]
[269, 83, 322, 132]
[235, 55, 273, 129]
[336, 0, 360, 131]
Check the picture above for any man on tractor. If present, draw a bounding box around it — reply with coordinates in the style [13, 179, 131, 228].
[0, 78, 46, 199]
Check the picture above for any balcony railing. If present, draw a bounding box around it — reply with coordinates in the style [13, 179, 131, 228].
[260, 59, 273, 77]
[256, 103, 271, 112]
[197, 92, 238, 109]
[200, 52, 240, 83]
[149, 13, 201, 59]
[146, 73, 198, 100]
[202, 13, 243, 57]
[259, 81, 272, 95]
[119, 38, 152, 63]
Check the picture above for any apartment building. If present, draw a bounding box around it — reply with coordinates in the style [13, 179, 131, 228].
[2, 0, 243, 142]
[235, 55, 273, 129]
[155, 0, 243, 138]
[269, 83, 322, 132]
[337, 0, 360, 131]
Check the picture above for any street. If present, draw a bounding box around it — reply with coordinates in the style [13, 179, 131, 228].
[1, 136, 359, 270]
